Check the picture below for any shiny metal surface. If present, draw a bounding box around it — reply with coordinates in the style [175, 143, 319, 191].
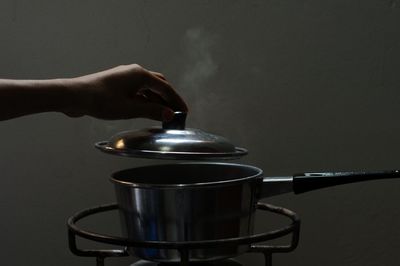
[111, 163, 264, 262]
[95, 111, 247, 160]
[260, 176, 294, 197]
[95, 128, 247, 160]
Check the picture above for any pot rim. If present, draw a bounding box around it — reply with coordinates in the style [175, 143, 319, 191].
[110, 162, 263, 189]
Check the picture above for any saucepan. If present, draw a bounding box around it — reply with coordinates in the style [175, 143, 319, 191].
[111, 162, 399, 262]
[96, 112, 400, 263]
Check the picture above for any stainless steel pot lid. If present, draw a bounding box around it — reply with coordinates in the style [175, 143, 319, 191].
[95, 112, 247, 160]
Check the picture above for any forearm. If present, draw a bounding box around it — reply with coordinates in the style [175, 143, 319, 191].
[0, 64, 187, 121]
[0, 78, 83, 120]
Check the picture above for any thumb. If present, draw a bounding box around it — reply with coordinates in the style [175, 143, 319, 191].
[132, 101, 174, 122]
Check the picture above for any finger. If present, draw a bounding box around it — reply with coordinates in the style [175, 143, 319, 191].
[137, 88, 168, 106]
[144, 74, 188, 112]
[132, 100, 174, 121]
[150, 71, 167, 81]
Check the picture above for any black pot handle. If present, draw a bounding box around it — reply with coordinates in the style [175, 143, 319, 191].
[293, 170, 400, 194]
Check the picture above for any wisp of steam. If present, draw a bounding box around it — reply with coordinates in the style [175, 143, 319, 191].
[178, 27, 219, 126]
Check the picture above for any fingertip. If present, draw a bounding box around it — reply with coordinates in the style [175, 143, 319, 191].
[145, 76, 188, 112]
[133, 101, 175, 122]
[162, 108, 175, 122]
[181, 102, 189, 112]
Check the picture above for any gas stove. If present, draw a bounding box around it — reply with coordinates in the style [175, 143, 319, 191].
[67, 202, 299, 266]
[131, 259, 242, 265]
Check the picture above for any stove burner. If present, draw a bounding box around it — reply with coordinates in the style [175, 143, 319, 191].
[67, 202, 300, 266]
[131, 259, 242, 266]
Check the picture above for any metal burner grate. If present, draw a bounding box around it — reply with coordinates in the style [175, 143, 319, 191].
[67, 202, 300, 266]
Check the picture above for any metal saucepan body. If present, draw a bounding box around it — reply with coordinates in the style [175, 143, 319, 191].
[112, 163, 262, 262]
[111, 162, 400, 262]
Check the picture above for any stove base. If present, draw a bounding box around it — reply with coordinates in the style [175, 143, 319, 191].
[68, 203, 300, 266]
[131, 259, 243, 266]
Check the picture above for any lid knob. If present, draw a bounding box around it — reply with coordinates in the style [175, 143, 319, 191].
[162, 111, 187, 130]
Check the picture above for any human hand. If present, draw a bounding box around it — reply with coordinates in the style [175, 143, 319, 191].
[68, 64, 187, 121]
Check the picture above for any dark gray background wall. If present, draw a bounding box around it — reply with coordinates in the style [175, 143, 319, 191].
[0, 1, 399, 265]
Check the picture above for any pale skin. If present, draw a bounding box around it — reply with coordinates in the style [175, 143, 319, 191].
[0, 64, 188, 121]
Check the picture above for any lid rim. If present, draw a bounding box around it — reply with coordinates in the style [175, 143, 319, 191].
[95, 141, 248, 160]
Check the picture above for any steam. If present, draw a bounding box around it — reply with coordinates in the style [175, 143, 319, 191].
[179, 27, 219, 126]
[179, 28, 218, 90]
